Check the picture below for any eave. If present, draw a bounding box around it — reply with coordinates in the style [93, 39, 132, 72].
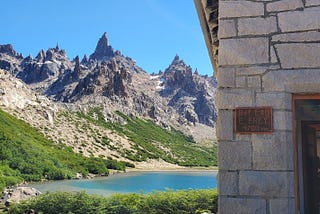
[194, 0, 219, 75]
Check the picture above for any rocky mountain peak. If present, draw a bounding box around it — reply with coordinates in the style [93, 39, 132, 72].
[89, 32, 115, 61]
[0, 44, 17, 57]
[169, 54, 187, 69]
[163, 55, 193, 88]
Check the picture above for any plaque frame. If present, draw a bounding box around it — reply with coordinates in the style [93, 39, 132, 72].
[234, 106, 273, 134]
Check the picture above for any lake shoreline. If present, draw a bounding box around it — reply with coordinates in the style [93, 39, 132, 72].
[124, 166, 218, 173]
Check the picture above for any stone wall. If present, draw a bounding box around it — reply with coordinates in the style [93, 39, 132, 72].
[216, 0, 320, 213]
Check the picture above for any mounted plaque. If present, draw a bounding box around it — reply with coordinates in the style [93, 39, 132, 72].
[235, 106, 273, 134]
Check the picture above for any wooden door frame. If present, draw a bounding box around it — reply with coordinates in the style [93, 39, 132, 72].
[293, 94, 320, 214]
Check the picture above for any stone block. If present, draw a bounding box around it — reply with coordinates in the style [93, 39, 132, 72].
[272, 31, 320, 42]
[218, 19, 237, 39]
[238, 16, 278, 36]
[275, 43, 320, 69]
[219, 1, 264, 18]
[256, 92, 292, 110]
[219, 197, 266, 214]
[216, 110, 233, 140]
[262, 69, 320, 93]
[236, 76, 246, 88]
[306, 0, 320, 6]
[267, 0, 303, 12]
[216, 88, 254, 109]
[252, 132, 294, 170]
[217, 67, 235, 88]
[269, 198, 295, 214]
[219, 141, 252, 170]
[239, 171, 291, 197]
[273, 111, 292, 131]
[219, 38, 269, 66]
[278, 7, 320, 32]
[218, 170, 238, 195]
[235, 133, 251, 141]
[247, 76, 261, 89]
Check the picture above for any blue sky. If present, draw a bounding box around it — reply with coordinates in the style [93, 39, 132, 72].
[0, 0, 214, 76]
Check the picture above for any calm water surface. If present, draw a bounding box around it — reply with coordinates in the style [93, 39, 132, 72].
[29, 171, 217, 196]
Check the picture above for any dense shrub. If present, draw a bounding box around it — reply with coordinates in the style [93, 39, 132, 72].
[8, 189, 218, 214]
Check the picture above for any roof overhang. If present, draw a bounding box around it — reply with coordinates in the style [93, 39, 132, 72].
[194, 0, 219, 75]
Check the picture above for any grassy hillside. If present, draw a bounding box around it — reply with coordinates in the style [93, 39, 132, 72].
[77, 108, 217, 167]
[0, 108, 130, 191]
[8, 189, 218, 214]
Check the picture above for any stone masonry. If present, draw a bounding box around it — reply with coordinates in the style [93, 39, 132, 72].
[195, 0, 320, 213]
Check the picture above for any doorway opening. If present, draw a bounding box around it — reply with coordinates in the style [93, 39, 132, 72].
[294, 96, 320, 214]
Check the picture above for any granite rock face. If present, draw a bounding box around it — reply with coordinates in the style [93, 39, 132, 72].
[161, 55, 217, 126]
[0, 44, 16, 56]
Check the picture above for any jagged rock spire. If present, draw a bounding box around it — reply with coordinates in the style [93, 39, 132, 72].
[168, 54, 186, 70]
[72, 55, 81, 79]
[23, 54, 33, 62]
[81, 54, 88, 64]
[55, 43, 60, 51]
[100, 32, 109, 46]
[35, 49, 46, 62]
[74, 56, 80, 71]
[89, 32, 115, 61]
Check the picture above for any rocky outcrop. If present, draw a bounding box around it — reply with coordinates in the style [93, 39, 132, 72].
[0, 69, 58, 126]
[0, 69, 37, 109]
[0, 45, 22, 75]
[17, 47, 71, 86]
[160, 55, 217, 126]
[35, 49, 46, 63]
[3, 187, 41, 206]
[81, 54, 89, 64]
[73, 56, 81, 78]
[0, 44, 16, 56]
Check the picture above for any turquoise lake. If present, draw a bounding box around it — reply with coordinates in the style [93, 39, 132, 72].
[29, 171, 217, 196]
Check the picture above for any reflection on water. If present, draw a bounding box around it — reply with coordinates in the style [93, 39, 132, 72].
[29, 171, 217, 196]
